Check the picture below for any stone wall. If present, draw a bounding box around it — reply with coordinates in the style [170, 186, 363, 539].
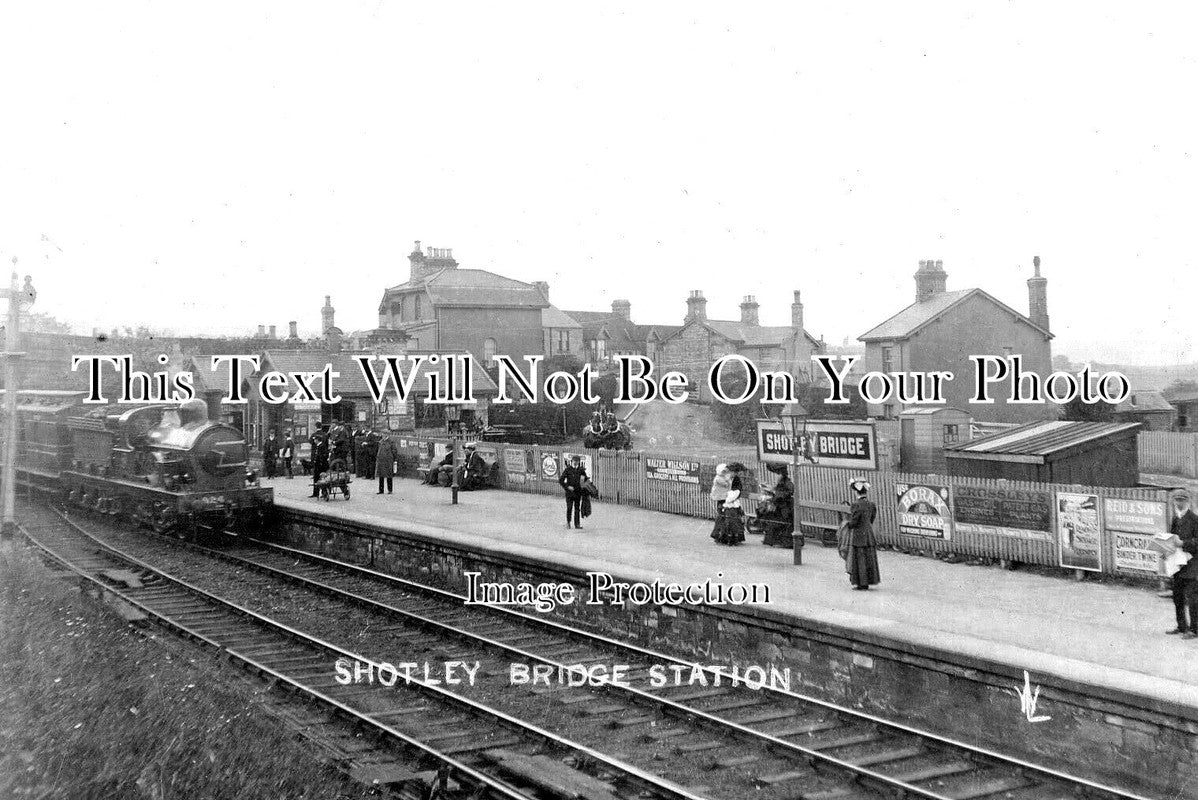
[275, 508, 1198, 799]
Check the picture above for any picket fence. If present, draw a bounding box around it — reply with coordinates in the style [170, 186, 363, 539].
[396, 435, 1176, 579]
[1139, 431, 1198, 478]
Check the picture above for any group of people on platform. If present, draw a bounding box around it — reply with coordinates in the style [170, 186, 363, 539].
[259, 422, 404, 497]
[707, 463, 879, 590]
[422, 443, 490, 491]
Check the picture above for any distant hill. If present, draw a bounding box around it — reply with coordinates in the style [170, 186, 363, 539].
[1060, 360, 1198, 392]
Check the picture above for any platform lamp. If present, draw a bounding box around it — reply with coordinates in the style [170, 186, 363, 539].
[779, 401, 808, 565]
[2, 264, 36, 539]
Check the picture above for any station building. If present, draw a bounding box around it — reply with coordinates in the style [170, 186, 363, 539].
[858, 257, 1054, 424]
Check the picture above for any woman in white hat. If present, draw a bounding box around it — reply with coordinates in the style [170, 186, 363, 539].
[709, 464, 732, 542]
[845, 479, 880, 590]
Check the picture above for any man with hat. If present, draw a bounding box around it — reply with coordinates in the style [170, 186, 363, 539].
[844, 479, 880, 590]
[1166, 490, 1198, 637]
[559, 454, 589, 530]
[459, 442, 487, 491]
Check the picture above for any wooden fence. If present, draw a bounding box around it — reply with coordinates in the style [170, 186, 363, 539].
[1139, 431, 1198, 478]
[395, 435, 1177, 579]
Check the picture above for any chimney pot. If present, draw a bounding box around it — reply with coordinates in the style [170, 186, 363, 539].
[288, 321, 298, 338]
[268, 325, 277, 339]
[257, 325, 266, 336]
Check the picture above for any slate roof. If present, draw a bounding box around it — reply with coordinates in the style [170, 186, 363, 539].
[859, 288, 1052, 342]
[542, 306, 582, 329]
[946, 420, 1141, 459]
[658, 318, 820, 348]
[258, 349, 499, 398]
[1114, 390, 1175, 414]
[383, 269, 548, 309]
[559, 311, 681, 350]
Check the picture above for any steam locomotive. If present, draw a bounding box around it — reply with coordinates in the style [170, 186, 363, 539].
[9, 390, 272, 534]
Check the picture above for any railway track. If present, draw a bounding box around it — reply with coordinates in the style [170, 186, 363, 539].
[16, 505, 705, 800]
[22, 504, 1148, 799]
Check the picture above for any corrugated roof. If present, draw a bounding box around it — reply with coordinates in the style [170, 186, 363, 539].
[947, 420, 1140, 457]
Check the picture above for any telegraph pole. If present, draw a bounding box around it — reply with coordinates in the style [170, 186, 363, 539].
[1, 262, 36, 539]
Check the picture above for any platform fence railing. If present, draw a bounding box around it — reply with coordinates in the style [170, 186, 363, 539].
[390, 434, 1176, 580]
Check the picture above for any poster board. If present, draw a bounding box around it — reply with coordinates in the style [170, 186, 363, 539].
[1057, 492, 1102, 572]
[645, 457, 702, 485]
[1104, 498, 1168, 574]
[895, 482, 953, 539]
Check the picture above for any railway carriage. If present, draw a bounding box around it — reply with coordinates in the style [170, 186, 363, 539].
[7, 390, 272, 534]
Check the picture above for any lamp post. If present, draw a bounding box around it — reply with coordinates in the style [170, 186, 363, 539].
[779, 402, 808, 565]
[2, 264, 37, 539]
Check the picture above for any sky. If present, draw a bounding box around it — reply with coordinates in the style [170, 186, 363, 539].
[2, 3, 1195, 365]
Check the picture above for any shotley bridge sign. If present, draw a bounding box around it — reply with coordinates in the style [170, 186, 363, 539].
[755, 419, 878, 471]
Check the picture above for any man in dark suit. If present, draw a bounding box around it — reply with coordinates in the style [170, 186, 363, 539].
[559, 455, 588, 530]
[262, 430, 279, 479]
[1167, 491, 1198, 637]
[309, 427, 329, 498]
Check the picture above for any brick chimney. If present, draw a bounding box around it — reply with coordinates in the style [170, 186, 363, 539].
[685, 290, 707, 322]
[321, 296, 335, 335]
[612, 299, 631, 321]
[739, 295, 760, 326]
[288, 321, 299, 340]
[791, 290, 804, 334]
[268, 325, 277, 339]
[409, 240, 458, 282]
[256, 324, 266, 337]
[914, 258, 947, 303]
[532, 281, 550, 302]
[1027, 255, 1050, 331]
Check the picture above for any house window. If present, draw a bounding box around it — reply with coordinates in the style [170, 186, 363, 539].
[391, 302, 403, 322]
[1003, 346, 1013, 358]
[484, 338, 497, 363]
[881, 346, 893, 374]
[556, 330, 570, 353]
[414, 294, 422, 319]
[595, 339, 606, 361]
[943, 424, 960, 444]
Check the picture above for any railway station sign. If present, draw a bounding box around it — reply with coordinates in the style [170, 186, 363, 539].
[645, 457, 702, 485]
[755, 420, 877, 470]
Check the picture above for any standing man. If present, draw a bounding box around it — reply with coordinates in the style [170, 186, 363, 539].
[262, 430, 279, 479]
[309, 425, 329, 498]
[559, 455, 587, 530]
[1166, 491, 1198, 637]
[375, 429, 400, 494]
[280, 430, 295, 479]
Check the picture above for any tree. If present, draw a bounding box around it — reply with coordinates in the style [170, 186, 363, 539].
[1061, 396, 1117, 422]
[710, 371, 765, 443]
[1165, 379, 1198, 399]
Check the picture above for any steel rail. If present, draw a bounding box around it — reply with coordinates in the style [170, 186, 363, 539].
[37, 509, 708, 800]
[17, 519, 532, 800]
[247, 532, 1152, 800]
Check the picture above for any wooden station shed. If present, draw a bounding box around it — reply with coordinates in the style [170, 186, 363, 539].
[898, 406, 972, 474]
[945, 420, 1142, 487]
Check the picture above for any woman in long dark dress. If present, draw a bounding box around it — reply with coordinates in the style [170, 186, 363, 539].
[845, 479, 880, 590]
[716, 472, 747, 545]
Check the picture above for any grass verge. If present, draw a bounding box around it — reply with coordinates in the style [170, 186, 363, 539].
[0, 543, 375, 800]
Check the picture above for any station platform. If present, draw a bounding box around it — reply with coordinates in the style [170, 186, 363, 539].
[265, 474, 1197, 713]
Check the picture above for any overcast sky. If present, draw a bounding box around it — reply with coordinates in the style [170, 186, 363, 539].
[2, 3, 1195, 365]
